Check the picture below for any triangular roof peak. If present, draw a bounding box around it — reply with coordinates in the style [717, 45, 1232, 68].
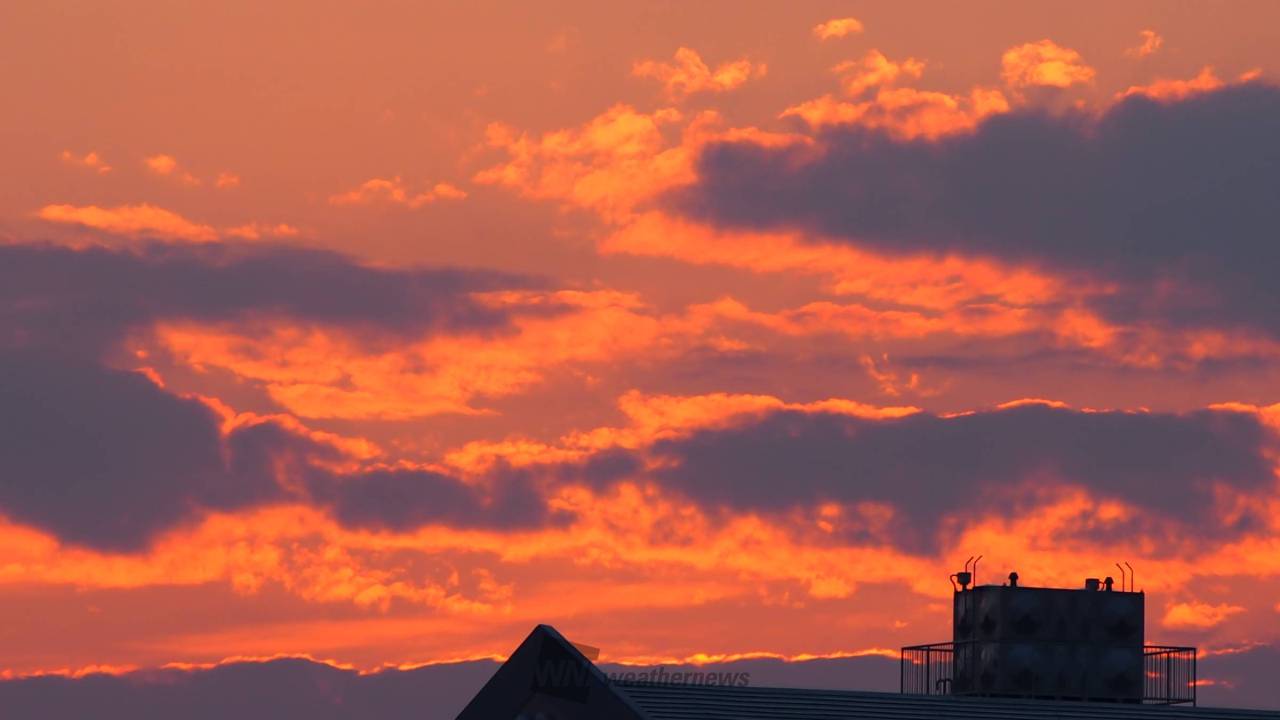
[456, 624, 649, 720]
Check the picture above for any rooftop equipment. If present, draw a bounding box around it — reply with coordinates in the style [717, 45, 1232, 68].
[902, 562, 1197, 705]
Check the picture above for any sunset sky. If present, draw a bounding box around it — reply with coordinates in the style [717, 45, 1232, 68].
[4, 0, 1280, 710]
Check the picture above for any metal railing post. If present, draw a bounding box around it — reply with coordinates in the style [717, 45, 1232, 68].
[1192, 651, 1197, 707]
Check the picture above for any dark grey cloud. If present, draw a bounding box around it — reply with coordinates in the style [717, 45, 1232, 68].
[676, 83, 1280, 334]
[637, 404, 1276, 553]
[0, 657, 497, 720]
[310, 466, 556, 532]
[307, 450, 638, 535]
[0, 353, 284, 550]
[1198, 645, 1280, 709]
[0, 239, 560, 549]
[0, 350, 554, 551]
[0, 644, 1272, 718]
[0, 241, 533, 357]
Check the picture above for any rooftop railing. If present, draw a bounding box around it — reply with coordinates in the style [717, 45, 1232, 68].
[1144, 645, 1197, 706]
[900, 642, 958, 697]
[900, 642, 1197, 705]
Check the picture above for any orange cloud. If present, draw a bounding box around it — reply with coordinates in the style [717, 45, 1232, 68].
[1124, 29, 1163, 59]
[476, 103, 806, 221]
[0, 507, 515, 618]
[37, 203, 218, 242]
[860, 354, 941, 398]
[447, 390, 919, 471]
[632, 47, 767, 100]
[328, 177, 468, 209]
[600, 214, 1280, 366]
[144, 153, 201, 185]
[223, 222, 301, 240]
[215, 171, 242, 189]
[832, 50, 925, 96]
[1117, 66, 1260, 102]
[602, 213, 1063, 311]
[143, 272, 1077, 425]
[200, 397, 381, 464]
[5, 461, 1269, 675]
[782, 86, 1009, 138]
[0, 407, 1275, 675]
[780, 47, 1008, 138]
[476, 105, 692, 218]
[145, 154, 178, 174]
[812, 17, 864, 40]
[36, 203, 303, 244]
[1207, 402, 1280, 435]
[1001, 39, 1096, 88]
[152, 290, 719, 419]
[1163, 601, 1246, 629]
[1049, 309, 1280, 369]
[995, 398, 1072, 411]
[59, 149, 111, 174]
[697, 296, 1041, 344]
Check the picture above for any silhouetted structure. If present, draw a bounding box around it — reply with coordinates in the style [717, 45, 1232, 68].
[459, 627, 1276, 719]
[458, 567, 1273, 719]
[902, 564, 1195, 705]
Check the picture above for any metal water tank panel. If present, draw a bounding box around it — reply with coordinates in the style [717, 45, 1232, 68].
[953, 591, 976, 642]
[1005, 589, 1049, 640]
[1093, 591, 1143, 645]
[1086, 646, 1143, 701]
[952, 643, 979, 694]
[1046, 587, 1084, 642]
[975, 641, 1002, 694]
[975, 588, 1004, 641]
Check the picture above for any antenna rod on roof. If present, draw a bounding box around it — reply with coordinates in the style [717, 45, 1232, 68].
[973, 555, 983, 586]
[1125, 561, 1135, 592]
[1116, 562, 1127, 592]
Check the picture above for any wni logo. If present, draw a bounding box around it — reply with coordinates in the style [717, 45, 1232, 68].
[531, 640, 752, 704]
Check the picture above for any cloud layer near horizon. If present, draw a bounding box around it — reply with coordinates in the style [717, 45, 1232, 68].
[2, 643, 1274, 719]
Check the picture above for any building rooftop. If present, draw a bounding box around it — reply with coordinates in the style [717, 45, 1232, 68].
[620, 684, 1280, 720]
[456, 625, 1280, 720]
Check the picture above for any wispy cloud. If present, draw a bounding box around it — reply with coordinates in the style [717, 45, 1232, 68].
[329, 177, 467, 209]
[633, 48, 767, 100]
[214, 171, 241, 189]
[1125, 29, 1164, 58]
[36, 203, 307, 244]
[37, 203, 218, 241]
[832, 50, 925, 96]
[812, 17, 864, 40]
[223, 222, 300, 240]
[1163, 601, 1246, 629]
[144, 153, 201, 186]
[1001, 39, 1095, 88]
[59, 149, 111, 175]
